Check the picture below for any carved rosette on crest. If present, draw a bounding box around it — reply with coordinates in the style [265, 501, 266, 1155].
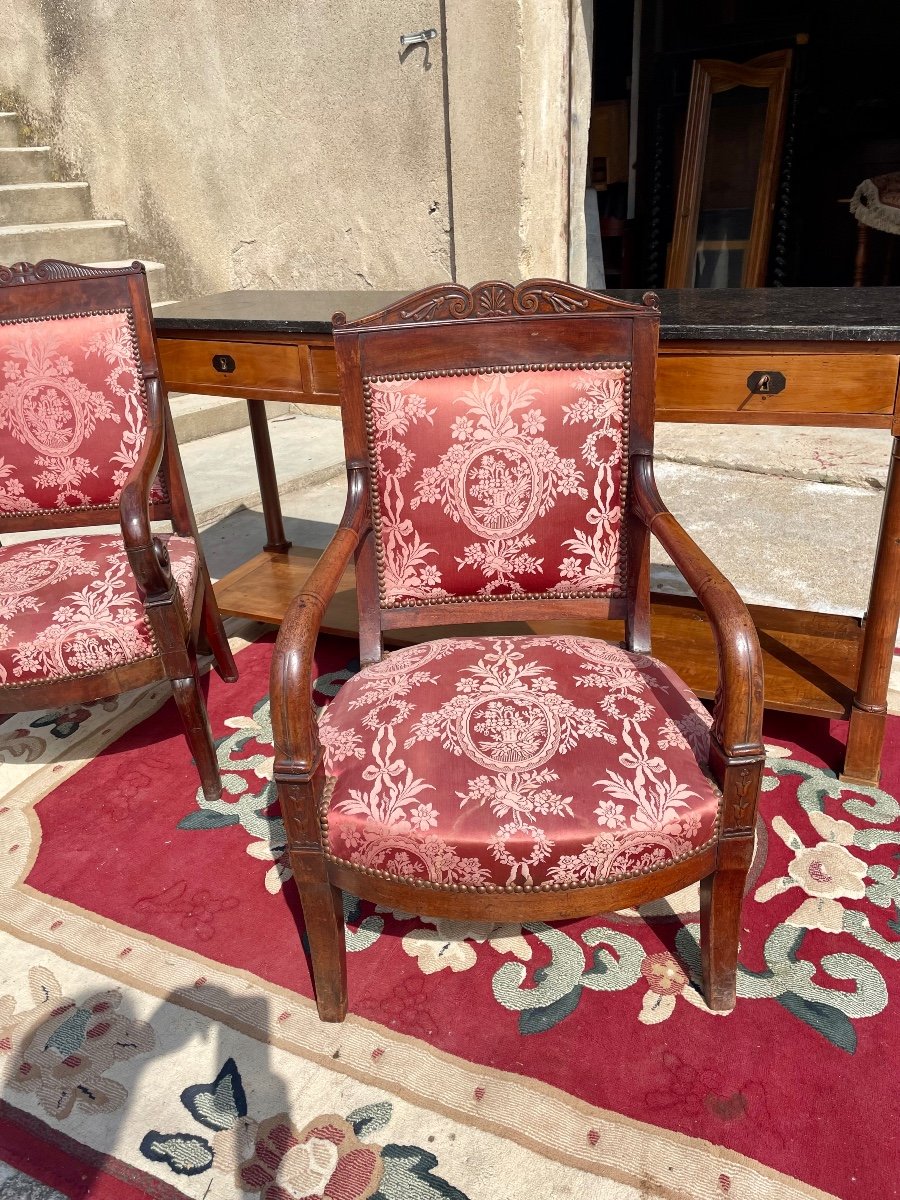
[332, 279, 661, 329]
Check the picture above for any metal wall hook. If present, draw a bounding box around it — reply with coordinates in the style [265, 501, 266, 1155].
[400, 28, 437, 47]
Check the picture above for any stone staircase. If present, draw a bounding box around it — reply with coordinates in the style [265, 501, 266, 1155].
[0, 109, 335, 454]
[0, 110, 168, 300]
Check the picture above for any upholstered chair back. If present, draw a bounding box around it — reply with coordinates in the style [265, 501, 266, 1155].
[365, 361, 633, 607]
[334, 281, 660, 627]
[0, 264, 168, 526]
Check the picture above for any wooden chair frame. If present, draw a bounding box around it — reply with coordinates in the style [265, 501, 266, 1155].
[270, 280, 764, 1021]
[666, 50, 792, 289]
[0, 260, 237, 799]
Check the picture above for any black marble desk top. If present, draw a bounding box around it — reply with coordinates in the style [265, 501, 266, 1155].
[154, 286, 900, 343]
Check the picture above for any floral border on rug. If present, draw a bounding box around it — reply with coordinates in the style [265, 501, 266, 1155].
[138, 1056, 469, 1200]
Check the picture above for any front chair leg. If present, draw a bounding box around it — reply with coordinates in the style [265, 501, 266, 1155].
[172, 671, 222, 802]
[292, 847, 347, 1022]
[699, 860, 749, 1011]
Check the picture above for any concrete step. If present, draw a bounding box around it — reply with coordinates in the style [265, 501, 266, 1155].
[169, 394, 341, 445]
[0, 181, 91, 224]
[0, 146, 52, 183]
[177, 409, 346, 527]
[169, 394, 254, 444]
[0, 219, 128, 264]
[656, 423, 890, 491]
[0, 113, 19, 148]
[89, 258, 169, 303]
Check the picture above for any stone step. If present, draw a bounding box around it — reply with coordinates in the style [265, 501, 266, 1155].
[168, 394, 323, 445]
[177, 409, 346, 527]
[89, 258, 169, 303]
[0, 218, 129, 264]
[0, 146, 52, 184]
[169, 394, 254, 444]
[0, 181, 92, 224]
[0, 113, 19, 148]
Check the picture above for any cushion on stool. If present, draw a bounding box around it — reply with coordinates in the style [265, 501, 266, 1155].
[319, 635, 720, 891]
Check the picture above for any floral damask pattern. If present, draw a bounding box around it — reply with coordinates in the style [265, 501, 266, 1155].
[0, 309, 165, 514]
[319, 636, 720, 888]
[364, 364, 629, 606]
[0, 533, 198, 686]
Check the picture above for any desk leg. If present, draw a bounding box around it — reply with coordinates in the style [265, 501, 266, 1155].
[247, 400, 291, 554]
[843, 437, 900, 784]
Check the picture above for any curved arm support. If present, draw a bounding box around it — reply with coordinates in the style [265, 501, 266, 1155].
[119, 374, 175, 602]
[270, 462, 368, 784]
[631, 454, 764, 760]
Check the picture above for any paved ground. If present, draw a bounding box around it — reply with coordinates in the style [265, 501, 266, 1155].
[199, 415, 891, 618]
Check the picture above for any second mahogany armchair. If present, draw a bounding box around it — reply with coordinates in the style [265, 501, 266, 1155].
[270, 280, 765, 1021]
[0, 260, 237, 799]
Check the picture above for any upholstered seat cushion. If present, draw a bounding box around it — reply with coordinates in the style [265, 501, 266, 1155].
[319, 635, 720, 892]
[0, 533, 198, 687]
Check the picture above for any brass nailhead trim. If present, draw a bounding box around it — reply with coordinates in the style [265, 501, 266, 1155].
[320, 774, 721, 894]
[363, 362, 633, 609]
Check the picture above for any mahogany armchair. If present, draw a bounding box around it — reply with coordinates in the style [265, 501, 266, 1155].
[270, 280, 764, 1021]
[0, 260, 237, 799]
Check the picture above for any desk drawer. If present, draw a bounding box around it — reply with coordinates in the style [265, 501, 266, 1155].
[158, 338, 303, 396]
[657, 353, 899, 420]
[306, 345, 340, 397]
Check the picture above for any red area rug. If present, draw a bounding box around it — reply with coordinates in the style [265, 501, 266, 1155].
[1, 632, 898, 1199]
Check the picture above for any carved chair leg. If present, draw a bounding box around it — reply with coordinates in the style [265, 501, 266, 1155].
[200, 580, 238, 683]
[292, 849, 347, 1022]
[699, 852, 750, 1011]
[172, 670, 221, 802]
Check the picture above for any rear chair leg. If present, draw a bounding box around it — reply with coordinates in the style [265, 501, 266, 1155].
[200, 581, 238, 683]
[700, 865, 748, 1011]
[172, 670, 221, 802]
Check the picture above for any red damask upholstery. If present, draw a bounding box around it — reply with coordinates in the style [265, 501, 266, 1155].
[0, 533, 198, 686]
[366, 365, 628, 607]
[0, 309, 166, 515]
[319, 635, 720, 890]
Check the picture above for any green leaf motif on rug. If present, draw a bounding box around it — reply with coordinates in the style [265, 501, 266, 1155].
[181, 1057, 248, 1130]
[374, 1144, 471, 1200]
[348, 1100, 394, 1138]
[139, 1131, 214, 1175]
[774, 993, 858, 1053]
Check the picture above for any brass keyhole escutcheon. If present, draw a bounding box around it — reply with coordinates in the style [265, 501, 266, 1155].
[212, 353, 236, 374]
[746, 369, 786, 396]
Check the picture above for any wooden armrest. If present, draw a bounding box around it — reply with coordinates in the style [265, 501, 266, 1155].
[119, 375, 173, 601]
[631, 454, 764, 758]
[271, 462, 368, 776]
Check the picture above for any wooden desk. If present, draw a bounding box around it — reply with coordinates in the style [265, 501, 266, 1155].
[155, 287, 900, 786]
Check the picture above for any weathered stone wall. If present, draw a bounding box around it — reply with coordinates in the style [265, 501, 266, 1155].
[0, 0, 588, 298]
